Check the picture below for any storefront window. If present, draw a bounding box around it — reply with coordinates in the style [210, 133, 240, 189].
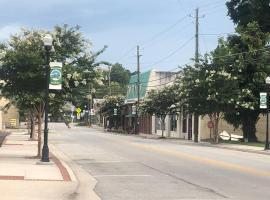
[170, 114, 177, 132]
[182, 113, 187, 133]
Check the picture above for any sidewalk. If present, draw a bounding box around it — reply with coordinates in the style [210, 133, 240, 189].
[139, 133, 270, 155]
[0, 129, 93, 200]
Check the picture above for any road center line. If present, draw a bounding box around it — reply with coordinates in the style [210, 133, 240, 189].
[132, 143, 270, 177]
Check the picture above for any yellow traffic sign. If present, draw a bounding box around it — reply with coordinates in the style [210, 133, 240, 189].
[76, 107, 82, 113]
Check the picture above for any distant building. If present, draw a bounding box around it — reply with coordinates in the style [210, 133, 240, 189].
[124, 70, 177, 134]
[0, 97, 19, 129]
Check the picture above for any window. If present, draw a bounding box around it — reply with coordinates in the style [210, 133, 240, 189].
[182, 113, 187, 133]
[170, 114, 177, 132]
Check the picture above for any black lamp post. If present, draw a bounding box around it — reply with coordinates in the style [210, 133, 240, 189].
[41, 34, 53, 162]
[265, 77, 270, 150]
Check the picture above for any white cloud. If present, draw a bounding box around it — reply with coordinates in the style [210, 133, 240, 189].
[0, 24, 21, 41]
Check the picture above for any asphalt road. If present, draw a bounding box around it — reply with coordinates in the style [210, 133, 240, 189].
[50, 123, 270, 200]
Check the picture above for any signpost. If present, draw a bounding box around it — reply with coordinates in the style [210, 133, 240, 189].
[76, 107, 82, 114]
[207, 121, 214, 141]
[49, 62, 62, 90]
[132, 105, 136, 115]
[114, 108, 117, 116]
[260, 92, 267, 109]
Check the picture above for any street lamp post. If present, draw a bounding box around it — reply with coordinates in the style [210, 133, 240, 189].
[41, 34, 53, 162]
[265, 77, 270, 150]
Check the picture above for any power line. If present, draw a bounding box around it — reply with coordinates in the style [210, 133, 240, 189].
[142, 22, 193, 50]
[145, 36, 194, 69]
[199, 32, 236, 36]
[129, 47, 270, 86]
[141, 15, 190, 48]
[118, 14, 191, 62]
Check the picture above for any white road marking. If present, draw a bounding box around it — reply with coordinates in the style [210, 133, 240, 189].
[93, 174, 152, 178]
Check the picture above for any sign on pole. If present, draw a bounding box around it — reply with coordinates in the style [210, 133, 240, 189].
[260, 92, 267, 109]
[114, 108, 117, 116]
[132, 105, 136, 115]
[71, 105, 75, 112]
[90, 109, 95, 116]
[49, 62, 62, 90]
[76, 107, 82, 114]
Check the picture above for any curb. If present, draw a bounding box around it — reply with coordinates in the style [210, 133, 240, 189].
[198, 144, 270, 156]
[50, 144, 101, 200]
[149, 138, 270, 156]
[93, 127, 270, 156]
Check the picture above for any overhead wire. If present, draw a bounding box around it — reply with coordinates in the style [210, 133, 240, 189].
[144, 36, 195, 69]
[129, 47, 270, 86]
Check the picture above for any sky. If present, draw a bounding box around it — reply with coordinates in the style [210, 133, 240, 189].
[0, 0, 235, 72]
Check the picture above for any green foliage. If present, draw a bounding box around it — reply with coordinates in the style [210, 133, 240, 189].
[140, 86, 177, 119]
[226, 0, 270, 32]
[221, 22, 270, 141]
[110, 63, 131, 86]
[0, 25, 107, 117]
[98, 95, 124, 118]
[176, 54, 238, 117]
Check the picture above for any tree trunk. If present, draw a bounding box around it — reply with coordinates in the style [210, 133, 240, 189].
[37, 111, 42, 158]
[27, 115, 31, 136]
[242, 113, 258, 142]
[161, 118, 165, 138]
[31, 115, 37, 140]
[210, 113, 220, 144]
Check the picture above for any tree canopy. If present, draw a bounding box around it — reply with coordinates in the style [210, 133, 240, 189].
[226, 0, 270, 32]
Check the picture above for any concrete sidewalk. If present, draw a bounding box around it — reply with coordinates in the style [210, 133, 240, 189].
[139, 133, 270, 155]
[90, 126, 270, 155]
[0, 129, 99, 200]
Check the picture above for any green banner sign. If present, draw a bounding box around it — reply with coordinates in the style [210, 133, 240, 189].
[49, 62, 62, 90]
[260, 92, 267, 109]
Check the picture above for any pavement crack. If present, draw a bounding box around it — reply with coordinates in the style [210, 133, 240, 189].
[140, 162, 228, 199]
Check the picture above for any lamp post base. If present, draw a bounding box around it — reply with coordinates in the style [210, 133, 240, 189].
[41, 145, 50, 162]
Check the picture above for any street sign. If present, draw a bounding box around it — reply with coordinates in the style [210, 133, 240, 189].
[77, 113, 81, 120]
[266, 77, 270, 84]
[76, 107, 82, 113]
[71, 105, 75, 112]
[90, 109, 95, 115]
[260, 92, 267, 109]
[114, 108, 117, 116]
[49, 62, 62, 90]
[132, 105, 136, 115]
[207, 121, 214, 129]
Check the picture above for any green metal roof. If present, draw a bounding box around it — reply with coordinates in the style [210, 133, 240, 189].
[126, 70, 151, 101]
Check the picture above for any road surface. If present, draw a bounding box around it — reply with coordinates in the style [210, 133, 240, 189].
[50, 123, 270, 200]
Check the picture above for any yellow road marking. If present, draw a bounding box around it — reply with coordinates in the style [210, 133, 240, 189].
[132, 143, 270, 177]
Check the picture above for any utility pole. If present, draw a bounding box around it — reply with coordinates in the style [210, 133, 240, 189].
[194, 8, 199, 143]
[88, 83, 91, 127]
[135, 45, 141, 134]
[108, 65, 111, 96]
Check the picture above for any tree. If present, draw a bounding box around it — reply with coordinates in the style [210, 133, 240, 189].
[176, 47, 239, 143]
[140, 86, 177, 138]
[0, 25, 106, 157]
[110, 63, 131, 86]
[222, 22, 270, 141]
[98, 95, 124, 129]
[226, 0, 270, 32]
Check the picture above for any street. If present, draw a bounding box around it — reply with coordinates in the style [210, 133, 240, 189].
[50, 123, 270, 200]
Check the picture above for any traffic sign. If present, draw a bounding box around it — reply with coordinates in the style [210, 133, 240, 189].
[207, 121, 214, 129]
[114, 108, 117, 116]
[76, 107, 82, 113]
[260, 92, 267, 109]
[132, 105, 136, 115]
[90, 109, 95, 115]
